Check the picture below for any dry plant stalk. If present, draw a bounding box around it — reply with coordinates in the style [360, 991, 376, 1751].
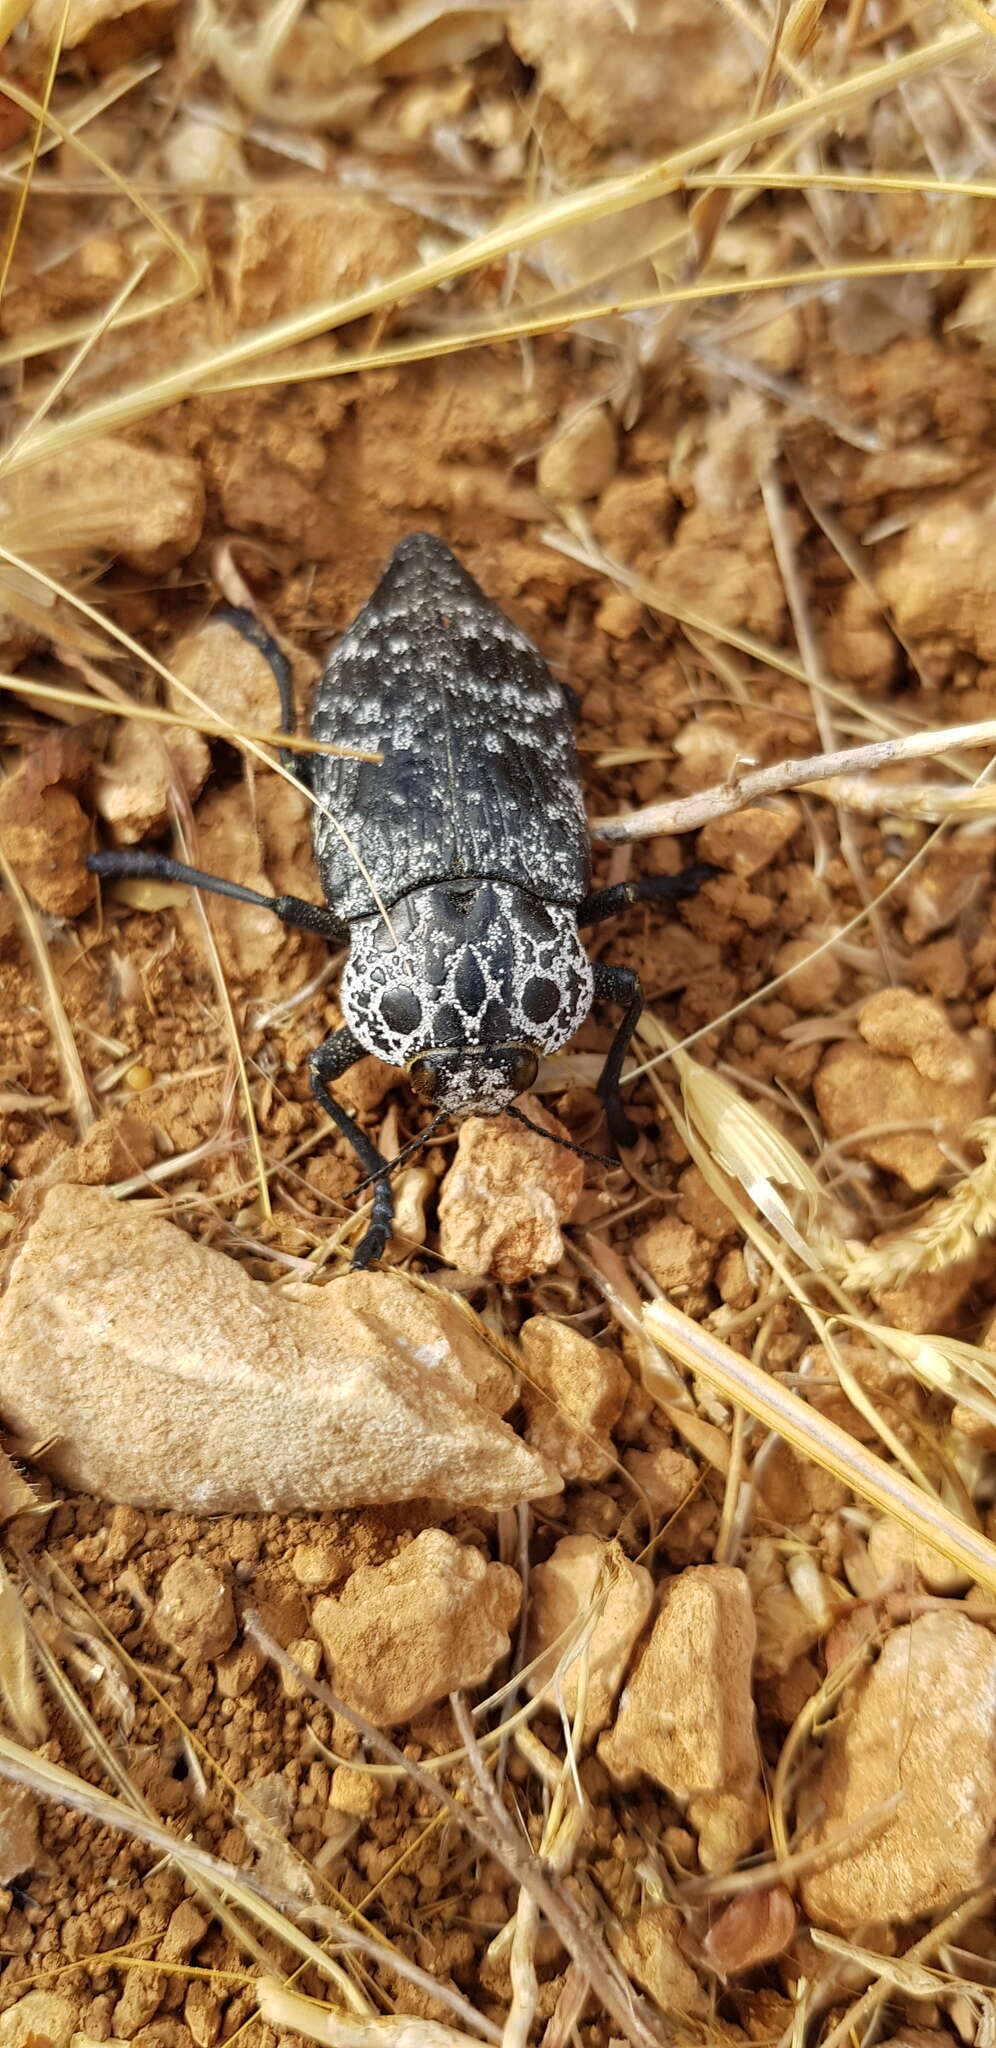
[643, 1297, 996, 1594]
[591, 716, 996, 841]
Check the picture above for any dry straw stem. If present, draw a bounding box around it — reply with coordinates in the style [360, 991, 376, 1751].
[643, 1297, 996, 1595]
[591, 714, 996, 841]
[0, 845, 94, 1136]
[4, 22, 982, 469]
[0, 1734, 373, 2013]
[0, 673, 381, 761]
[248, 1623, 674, 2048]
[259, 1980, 481, 2048]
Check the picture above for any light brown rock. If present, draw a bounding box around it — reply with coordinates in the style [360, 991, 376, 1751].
[231, 193, 420, 328]
[877, 481, 996, 662]
[312, 1529, 521, 1725]
[801, 1612, 996, 1929]
[167, 617, 298, 741]
[0, 1184, 560, 1513]
[520, 1317, 630, 1482]
[0, 1783, 39, 1884]
[599, 1564, 762, 1871]
[152, 1556, 236, 1662]
[773, 935, 842, 1011]
[0, 773, 94, 916]
[866, 1517, 970, 1596]
[525, 1535, 653, 1739]
[9, 437, 204, 574]
[538, 408, 617, 503]
[94, 719, 210, 844]
[0, 1993, 76, 2048]
[437, 1097, 584, 1282]
[697, 803, 799, 877]
[814, 993, 988, 1192]
[609, 1906, 706, 2017]
[622, 1444, 698, 1516]
[636, 1218, 713, 1298]
[859, 988, 979, 1085]
[508, 0, 753, 151]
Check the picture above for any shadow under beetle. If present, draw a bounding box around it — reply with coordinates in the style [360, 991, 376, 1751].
[88, 533, 711, 1266]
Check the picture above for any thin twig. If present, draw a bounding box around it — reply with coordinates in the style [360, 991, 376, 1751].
[591, 714, 996, 841]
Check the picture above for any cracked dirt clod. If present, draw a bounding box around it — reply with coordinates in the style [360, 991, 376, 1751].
[0, 1184, 560, 1512]
[801, 1610, 996, 1931]
[814, 989, 989, 1192]
[525, 1534, 654, 1739]
[519, 1316, 631, 1481]
[599, 1564, 763, 1871]
[437, 1095, 585, 1281]
[312, 1529, 522, 1725]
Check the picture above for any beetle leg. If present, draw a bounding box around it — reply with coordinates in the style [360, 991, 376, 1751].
[578, 862, 715, 928]
[309, 1026, 394, 1268]
[215, 605, 305, 784]
[592, 960, 644, 1149]
[87, 849, 347, 940]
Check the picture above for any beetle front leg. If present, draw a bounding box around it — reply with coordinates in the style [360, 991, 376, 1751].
[592, 961, 644, 1150]
[578, 863, 714, 929]
[309, 1026, 394, 1268]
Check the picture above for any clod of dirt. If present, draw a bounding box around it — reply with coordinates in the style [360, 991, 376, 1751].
[437, 1097, 585, 1281]
[0, 770, 94, 916]
[0, 1184, 560, 1512]
[173, 778, 322, 984]
[508, 0, 753, 151]
[697, 802, 800, 878]
[0, 1785, 40, 1886]
[814, 990, 989, 1192]
[525, 1534, 654, 1739]
[11, 437, 204, 574]
[520, 1316, 630, 1481]
[772, 935, 842, 1011]
[865, 1517, 970, 1596]
[537, 407, 617, 503]
[636, 1218, 714, 1301]
[230, 193, 421, 327]
[609, 1905, 707, 2017]
[94, 720, 211, 844]
[168, 617, 305, 738]
[599, 1564, 763, 1871]
[0, 1992, 76, 2048]
[876, 479, 996, 663]
[311, 1529, 521, 1725]
[702, 1887, 796, 1974]
[152, 1556, 237, 1661]
[801, 1612, 996, 1930]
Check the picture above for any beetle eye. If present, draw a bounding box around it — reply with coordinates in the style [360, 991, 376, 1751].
[510, 1049, 538, 1094]
[409, 1057, 438, 1101]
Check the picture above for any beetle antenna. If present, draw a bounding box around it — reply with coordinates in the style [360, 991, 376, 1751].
[506, 1104, 615, 1168]
[349, 1111, 449, 1196]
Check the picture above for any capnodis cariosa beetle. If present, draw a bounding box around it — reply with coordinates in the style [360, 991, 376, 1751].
[88, 533, 710, 1265]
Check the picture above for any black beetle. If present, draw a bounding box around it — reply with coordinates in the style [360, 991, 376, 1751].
[88, 533, 709, 1265]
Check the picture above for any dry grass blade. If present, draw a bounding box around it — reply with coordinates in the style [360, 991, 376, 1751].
[0, 673, 382, 761]
[4, 23, 981, 467]
[643, 1297, 996, 1594]
[0, 845, 94, 1136]
[260, 1980, 482, 2048]
[0, 1733, 373, 2012]
[0, 1559, 46, 1744]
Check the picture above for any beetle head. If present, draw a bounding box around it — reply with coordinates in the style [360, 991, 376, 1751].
[408, 1040, 538, 1117]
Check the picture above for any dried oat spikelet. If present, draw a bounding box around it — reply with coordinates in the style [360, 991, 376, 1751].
[823, 1114, 996, 1292]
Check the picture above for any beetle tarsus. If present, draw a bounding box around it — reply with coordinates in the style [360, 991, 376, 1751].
[309, 1026, 394, 1267]
[578, 862, 715, 929]
[592, 959, 644, 1149]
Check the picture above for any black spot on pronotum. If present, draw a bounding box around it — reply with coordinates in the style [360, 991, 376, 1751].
[454, 950, 486, 1015]
[522, 975, 561, 1025]
[381, 987, 421, 1033]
